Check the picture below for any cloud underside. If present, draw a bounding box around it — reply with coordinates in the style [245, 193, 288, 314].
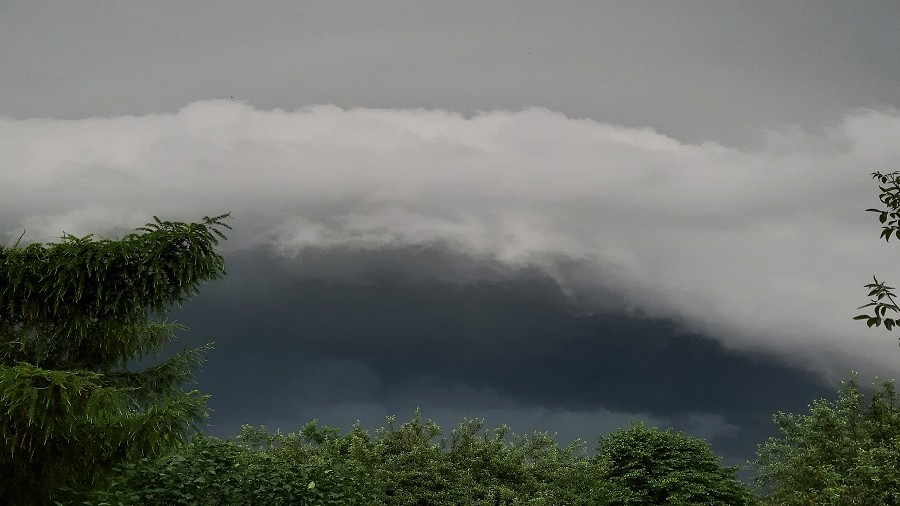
[3, 101, 900, 379]
[177, 253, 825, 464]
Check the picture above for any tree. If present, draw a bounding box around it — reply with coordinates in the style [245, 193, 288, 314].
[754, 376, 900, 505]
[0, 214, 230, 504]
[594, 423, 756, 505]
[855, 171, 900, 331]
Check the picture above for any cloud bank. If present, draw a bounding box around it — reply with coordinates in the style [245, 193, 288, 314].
[3, 100, 899, 379]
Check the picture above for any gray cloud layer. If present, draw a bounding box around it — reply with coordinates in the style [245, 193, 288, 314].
[2, 1, 899, 147]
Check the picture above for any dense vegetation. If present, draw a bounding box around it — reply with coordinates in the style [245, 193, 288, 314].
[84, 413, 754, 506]
[77, 379, 900, 505]
[755, 376, 900, 505]
[4, 197, 900, 504]
[0, 215, 230, 504]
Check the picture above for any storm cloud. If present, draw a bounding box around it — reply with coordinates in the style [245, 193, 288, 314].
[3, 0, 900, 468]
[2, 102, 899, 379]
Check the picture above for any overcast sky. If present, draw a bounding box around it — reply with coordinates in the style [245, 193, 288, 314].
[3, 0, 900, 467]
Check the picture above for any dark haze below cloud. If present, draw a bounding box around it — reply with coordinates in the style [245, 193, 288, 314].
[168, 246, 832, 465]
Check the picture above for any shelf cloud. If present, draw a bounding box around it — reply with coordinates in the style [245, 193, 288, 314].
[3, 100, 899, 381]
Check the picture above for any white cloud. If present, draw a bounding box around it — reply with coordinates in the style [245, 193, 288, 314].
[2, 101, 899, 380]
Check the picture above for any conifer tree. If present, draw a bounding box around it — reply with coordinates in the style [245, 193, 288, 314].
[0, 214, 230, 504]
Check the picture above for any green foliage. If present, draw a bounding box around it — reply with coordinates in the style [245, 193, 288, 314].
[87, 412, 615, 505]
[0, 215, 230, 504]
[855, 276, 899, 330]
[85, 432, 371, 506]
[866, 171, 900, 243]
[595, 423, 756, 506]
[857, 171, 900, 331]
[86, 412, 763, 505]
[445, 417, 607, 505]
[755, 376, 900, 505]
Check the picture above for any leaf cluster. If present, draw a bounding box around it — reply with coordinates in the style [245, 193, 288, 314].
[858, 171, 900, 332]
[867, 171, 900, 243]
[854, 276, 900, 330]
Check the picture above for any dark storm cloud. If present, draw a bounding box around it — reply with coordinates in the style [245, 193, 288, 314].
[168, 246, 831, 464]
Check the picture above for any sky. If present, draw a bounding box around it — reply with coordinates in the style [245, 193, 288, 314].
[3, 0, 900, 467]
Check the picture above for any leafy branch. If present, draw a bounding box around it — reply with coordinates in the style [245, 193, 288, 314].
[854, 276, 900, 330]
[858, 171, 900, 333]
[867, 171, 900, 242]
